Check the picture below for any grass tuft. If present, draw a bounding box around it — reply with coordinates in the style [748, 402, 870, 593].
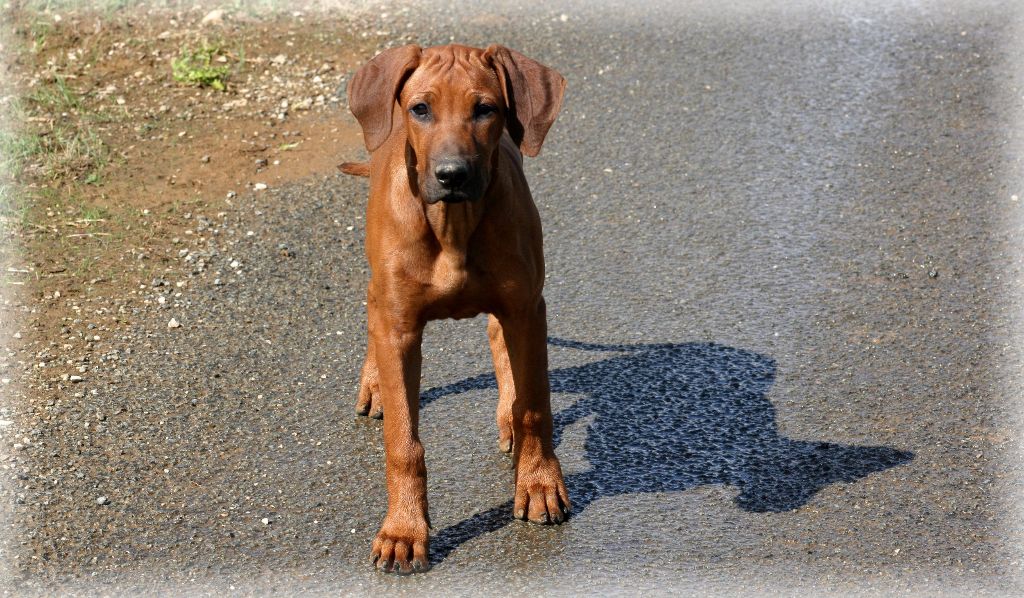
[30, 75, 83, 112]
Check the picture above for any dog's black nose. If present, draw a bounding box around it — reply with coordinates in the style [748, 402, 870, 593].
[434, 160, 469, 189]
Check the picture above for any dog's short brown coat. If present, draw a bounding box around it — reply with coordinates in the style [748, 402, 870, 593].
[341, 43, 569, 574]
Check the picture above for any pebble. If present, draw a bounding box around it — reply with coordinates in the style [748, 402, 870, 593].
[201, 9, 225, 26]
[253, 183, 268, 191]
[255, 158, 269, 168]
[96, 496, 109, 505]
[168, 318, 181, 329]
[262, 517, 271, 525]
[200, 155, 211, 163]
[69, 375, 83, 383]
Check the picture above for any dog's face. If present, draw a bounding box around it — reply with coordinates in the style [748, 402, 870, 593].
[400, 46, 506, 204]
[347, 43, 566, 205]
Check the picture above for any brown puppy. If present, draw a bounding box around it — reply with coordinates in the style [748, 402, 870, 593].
[339, 44, 569, 574]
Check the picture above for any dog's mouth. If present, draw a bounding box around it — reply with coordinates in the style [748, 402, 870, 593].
[422, 177, 487, 205]
[430, 191, 477, 204]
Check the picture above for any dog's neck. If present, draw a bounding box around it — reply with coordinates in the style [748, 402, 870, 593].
[423, 199, 486, 261]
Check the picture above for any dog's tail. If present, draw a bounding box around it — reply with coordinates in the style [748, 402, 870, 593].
[337, 161, 370, 177]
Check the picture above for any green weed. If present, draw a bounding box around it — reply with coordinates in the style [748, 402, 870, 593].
[172, 42, 230, 91]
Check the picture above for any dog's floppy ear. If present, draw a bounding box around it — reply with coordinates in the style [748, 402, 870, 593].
[485, 45, 567, 157]
[347, 44, 421, 152]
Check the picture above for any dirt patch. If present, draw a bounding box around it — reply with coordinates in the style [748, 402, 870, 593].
[1, 4, 380, 420]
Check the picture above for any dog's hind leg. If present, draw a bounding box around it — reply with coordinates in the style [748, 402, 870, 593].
[356, 324, 383, 418]
[355, 347, 382, 418]
[487, 314, 516, 453]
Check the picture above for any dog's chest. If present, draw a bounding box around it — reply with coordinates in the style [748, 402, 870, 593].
[425, 252, 489, 318]
[430, 253, 470, 295]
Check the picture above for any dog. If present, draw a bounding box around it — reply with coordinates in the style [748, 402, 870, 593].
[338, 43, 569, 574]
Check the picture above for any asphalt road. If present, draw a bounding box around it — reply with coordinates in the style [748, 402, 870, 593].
[7, 0, 1024, 595]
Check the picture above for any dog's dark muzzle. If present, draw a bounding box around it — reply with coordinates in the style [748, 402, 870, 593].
[423, 157, 487, 204]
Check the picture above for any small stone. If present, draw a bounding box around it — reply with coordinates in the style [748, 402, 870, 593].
[253, 183, 268, 191]
[255, 158, 268, 168]
[69, 375, 83, 383]
[13, 332, 21, 339]
[96, 496, 109, 505]
[201, 9, 225, 26]
[200, 155, 210, 163]
[167, 318, 181, 329]
[928, 269, 939, 278]
[262, 517, 271, 525]
[227, 191, 237, 199]
[271, 54, 287, 66]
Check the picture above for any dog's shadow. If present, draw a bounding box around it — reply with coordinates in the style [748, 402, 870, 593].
[420, 338, 913, 564]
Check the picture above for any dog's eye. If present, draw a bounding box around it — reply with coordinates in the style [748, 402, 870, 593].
[410, 103, 430, 119]
[473, 103, 497, 119]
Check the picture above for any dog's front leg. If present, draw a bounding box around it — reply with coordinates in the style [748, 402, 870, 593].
[499, 297, 571, 524]
[368, 298, 430, 574]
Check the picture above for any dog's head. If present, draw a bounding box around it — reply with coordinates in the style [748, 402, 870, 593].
[347, 44, 566, 204]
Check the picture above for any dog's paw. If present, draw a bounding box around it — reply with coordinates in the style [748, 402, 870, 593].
[371, 522, 430, 574]
[513, 456, 571, 524]
[355, 355, 383, 419]
[355, 383, 383, 419]
[497, 425, 513, 453]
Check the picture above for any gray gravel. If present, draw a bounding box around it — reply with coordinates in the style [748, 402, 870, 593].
[5, 0, 1024, 595]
